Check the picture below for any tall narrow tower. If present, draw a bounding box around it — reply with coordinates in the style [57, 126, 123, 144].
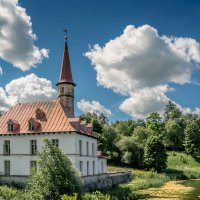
[57, 31, 76, 116]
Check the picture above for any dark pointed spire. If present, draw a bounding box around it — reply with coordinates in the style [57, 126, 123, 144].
[57, 29, 76, 86]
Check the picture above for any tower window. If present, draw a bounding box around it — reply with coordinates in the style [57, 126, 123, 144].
[61, 87, 64, 94]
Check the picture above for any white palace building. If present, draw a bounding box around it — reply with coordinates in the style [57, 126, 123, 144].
[0, 35, 107, 182]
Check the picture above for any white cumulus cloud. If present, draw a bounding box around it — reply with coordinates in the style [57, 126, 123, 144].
[0, 73, 57, 112]
[77, 99, 112, 117]
[85, 25, 200, 118]
[0, 0, 49, 71]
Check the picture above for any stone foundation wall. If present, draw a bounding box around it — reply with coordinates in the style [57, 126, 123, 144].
[0, 171, 132, 191]
[0, 176, 27, 187]
[82, 171, 132, 192]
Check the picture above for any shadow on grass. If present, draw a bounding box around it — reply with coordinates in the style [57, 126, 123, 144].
[165, 168, 188, 180]
[192, 154, 200, 164]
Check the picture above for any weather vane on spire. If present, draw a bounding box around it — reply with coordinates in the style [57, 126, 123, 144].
[63, 28, 67, 40]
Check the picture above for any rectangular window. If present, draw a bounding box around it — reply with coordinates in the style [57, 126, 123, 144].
[4, 161, 10, 175]
[3, 140, 10, 155]
[79, 161, 83, 175]
[8, 123, 13, 132]
[86, 142, 89, 156]
[30, 140, 37, 155]
[51, 139, 59, 147]
[93, 160, 95, 175]
[30, 161, 37, 174]
[61, 87, 64, 94]
[29, 122, 35, 131]
[87, 161, 89, 176]
[92, 143, 95, 156]
[79, 140, 82, 156]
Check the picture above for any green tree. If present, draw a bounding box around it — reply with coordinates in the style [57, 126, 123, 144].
[164, 101, 182, 121]
[146, 112, 164, 134]
[117, 136, 144, 167]
[97, 124, 119, 158]
[165, 119, 185, 150]
[143, 135, 167, 172]
[113, 120, 136, 137]
[133, 126, 154, 146]
[27, 139, 82, 200]
[184, 120, 200, 156]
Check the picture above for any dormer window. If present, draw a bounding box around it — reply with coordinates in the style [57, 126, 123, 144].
[35, 109, 45, 120]
[8, 123, 13, 132]
[28, 118, 40, 131]
[7, 119, 19, 132]
[36, 112, 42, 119]
[29, 122, 35, 131]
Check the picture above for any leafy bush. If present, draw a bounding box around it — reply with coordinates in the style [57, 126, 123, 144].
[61, 193, 78, 200]
[82, 191, 110, 200]
[0, 185, 31, 200]
[27, 139, 82, 200]
[117, 137, 144, 168]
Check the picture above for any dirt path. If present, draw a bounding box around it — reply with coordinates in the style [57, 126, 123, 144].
[138, 180, 200, 200]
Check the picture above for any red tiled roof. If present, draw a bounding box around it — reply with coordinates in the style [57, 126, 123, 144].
[57, 41, 75, 86]
[0, 100, 94, 137]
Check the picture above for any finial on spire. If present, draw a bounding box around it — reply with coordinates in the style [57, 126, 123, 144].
[63, 28, 67, 40]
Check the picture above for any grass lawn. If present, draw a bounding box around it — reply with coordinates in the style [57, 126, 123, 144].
[107, 151, 200, 199]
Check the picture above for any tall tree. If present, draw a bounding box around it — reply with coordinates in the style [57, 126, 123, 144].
[27, 139, 82, 200]
[97, 124, 119, 158]
[146, 112, 164, 134]
[164, 101, 182, 121]
[184, 120, 200, 156]
[165, 119, 185, 150]
[143, 135, 167, 172]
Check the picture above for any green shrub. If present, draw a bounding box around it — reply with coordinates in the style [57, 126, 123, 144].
[27, 139, 82, 200]
[0, 185, 32, 200]
[82, 191, 110, 200]
[61, 193, 78, 200]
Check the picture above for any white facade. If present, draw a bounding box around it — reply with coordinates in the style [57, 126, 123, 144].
[0, 132, 107, 177]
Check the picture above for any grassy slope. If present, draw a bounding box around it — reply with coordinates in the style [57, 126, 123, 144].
[108, 151, 200, 193]
[166, 151, 200, 179]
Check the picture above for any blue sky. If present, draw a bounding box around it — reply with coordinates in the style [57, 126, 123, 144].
[0, 0, 200, 121]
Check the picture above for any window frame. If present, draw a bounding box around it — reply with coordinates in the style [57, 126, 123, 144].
[51, 139, 59, 147]
[30, 140, 37, 155]
[8, 123, 14, 132]
[3, 140, 10, 155]
[79, 161, 83, 175]
[4, 160, 10, 175]
[86, 141, 89, 156]
[92, 143, 95, 157]
[87, 161, 89, 176]
[30, 160, 37, 174]
[29, 122, 35, 131]
[79, 140, 82, 156]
